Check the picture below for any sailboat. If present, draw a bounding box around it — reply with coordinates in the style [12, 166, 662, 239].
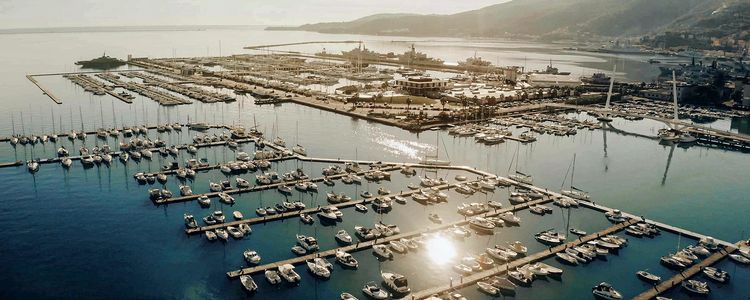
[420, 131, 450, 166]
[291, 121, 306, 155]
[9, 114, 18, 146]
[561, 154, 589, 200]
[508, 143, 532, 184]
[658, 71, 683, 142]
[596, 65, 616, 122]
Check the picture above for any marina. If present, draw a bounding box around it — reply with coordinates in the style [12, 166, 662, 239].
[1, 24, 750, 300]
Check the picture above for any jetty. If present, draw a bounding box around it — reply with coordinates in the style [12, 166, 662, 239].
[26, 75, 62, 104]
[157, 164, 401, 205]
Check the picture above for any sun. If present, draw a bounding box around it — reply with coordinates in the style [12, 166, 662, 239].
[425, 235, 457, 265]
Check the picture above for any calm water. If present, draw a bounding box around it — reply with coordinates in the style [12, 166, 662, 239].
[0, 27, 748, 299]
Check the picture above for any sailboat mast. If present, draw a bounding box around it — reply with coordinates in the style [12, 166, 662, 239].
[671, 70, 678, 123]
[20, 112, 25, 135]
[571, 154, 576, 188]
[51, 108, 55, 133]
[11, 113, 15, 136]
[79, 106, 84, 132]
[604, 64, 616, 112]
[100, 102, 104, 129]
[112, 102, 116, 129]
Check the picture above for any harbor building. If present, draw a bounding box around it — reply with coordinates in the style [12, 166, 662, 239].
[394, 76, 450, 97]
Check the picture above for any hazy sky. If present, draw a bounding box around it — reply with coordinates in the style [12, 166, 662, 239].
[0, 0, 507, 29]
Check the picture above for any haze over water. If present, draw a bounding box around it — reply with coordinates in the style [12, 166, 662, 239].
[0, 26, 748, 300]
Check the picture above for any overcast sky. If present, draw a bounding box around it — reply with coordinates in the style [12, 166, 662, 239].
[0, 0, 508, 29]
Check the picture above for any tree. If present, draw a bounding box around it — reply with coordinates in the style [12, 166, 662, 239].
[406, 97, 412, 110]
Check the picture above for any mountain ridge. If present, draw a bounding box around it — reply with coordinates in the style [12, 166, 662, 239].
[267, 0, 748, 39]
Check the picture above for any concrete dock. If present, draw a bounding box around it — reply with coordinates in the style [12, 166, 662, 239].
[26, 75, 62, 104]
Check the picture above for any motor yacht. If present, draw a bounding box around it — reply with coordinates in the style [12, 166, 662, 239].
[362, 281, 389, 300]
[499, 212, 521, 225]
[204, 230, 217, 241]
[184, 214, 198, 228]
[335, 230, 352, 244]
[508, 241, 528, 255]
[381, 272, 410, 294]
[681, 279, 710, 295]
[296, 234, 319, 252]
[660, 255, 687, 269]
[235, 177, 250, 188]
[317, 207, 339, 222]
[291, 245, 307, 256]
[507, 270, 532, 286]
[218, 193, 235, 205]
[372, 244, 393, 259]
[592, 282, 622, 300]
[197, 196, 211, 207]
[335, 250, 358, 268]
[636, 270, 661, 283]
[242, 250, 261, 265]
[468, 217, 496, 232]
[702, 267, 730, 283]
[555, 252, 579, 265]
[179, 185, 193, 196]
[306, 259, 331, 278]
[238, 224, 251, 235]
[730, 253, 750, 264]
[264, 270, 281, 284]
[277, 264, 301, 283]
[215, 229, 229, 241]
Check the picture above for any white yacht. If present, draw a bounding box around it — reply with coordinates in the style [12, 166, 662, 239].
[372, 244, 393, 259]
[335, 230, 352, 244]
[591, 282, 622, 300]
[362, 282, 390, 300]
[306, 259, 331, 278]
[239, 275, 257, 293]
[61, 157, 73, 168]
[296, 234, 319, 252]
[335, 250, 358, 268]
[264, 270, 281, 284]
[381, 272, 410, 294]
[278, 264, 301, 283]
[681, 280, 709, 295]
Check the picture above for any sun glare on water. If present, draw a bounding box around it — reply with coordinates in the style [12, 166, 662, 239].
[425, 236, 456, 265]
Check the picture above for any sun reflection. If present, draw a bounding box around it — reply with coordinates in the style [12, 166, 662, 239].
[425, 235, 456, 265]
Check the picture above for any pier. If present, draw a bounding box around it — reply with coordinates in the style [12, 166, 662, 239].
[156, 164, 401, 205]
[26, 75, 62, 104]
[185, 179, 458, 234]
[225, 195, 557, 279]
[632, 242, 740, 300]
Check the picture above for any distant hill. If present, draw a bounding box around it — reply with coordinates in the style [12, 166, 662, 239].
[268, 0, 748, 39]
